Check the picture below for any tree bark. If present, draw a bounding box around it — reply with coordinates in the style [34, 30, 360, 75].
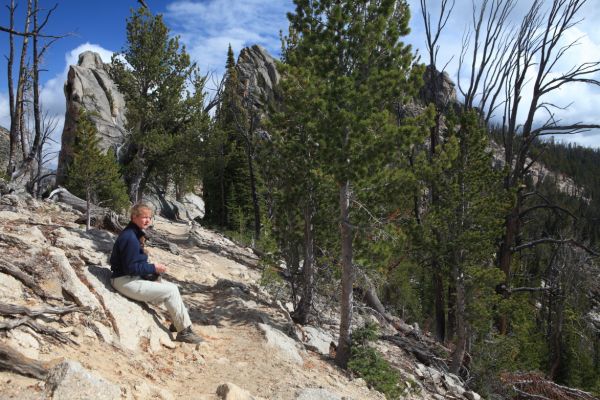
[0, 343, 48, 379]
[292, 203, 315, 325]
[247, 142, 261, 242]
[335, 180, 354, 368]
[450, 264, 467, 374]
[6, 0, 32, 177]
[433, 268, 445, 342]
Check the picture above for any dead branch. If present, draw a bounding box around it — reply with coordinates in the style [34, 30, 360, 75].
[0, 259, 57, 300]
[502, 371, 597, 400]
[0, 316, 77, 345]
[0, 342, 48, 379]
[0, 303, 88, 318]
[512, 238, 599, 256]
[519, 204, 577, 220]
[509, 286, 552, 294]
[0, 25, 64, 38]
[531, 123, 600, 137]
[381, 334, 449, 372]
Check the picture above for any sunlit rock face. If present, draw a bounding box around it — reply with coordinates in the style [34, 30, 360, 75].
[56, 51, 127, 185]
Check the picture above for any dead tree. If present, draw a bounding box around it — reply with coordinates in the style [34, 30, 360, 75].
[2, 1, 64, 188]
[5, 0, 32, 177]
[452, 0, 600, 335]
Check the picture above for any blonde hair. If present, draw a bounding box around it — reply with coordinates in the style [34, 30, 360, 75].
[130, 203, 153, 219]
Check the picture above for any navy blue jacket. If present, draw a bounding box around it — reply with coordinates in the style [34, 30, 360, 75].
[110, 222, 156, 278]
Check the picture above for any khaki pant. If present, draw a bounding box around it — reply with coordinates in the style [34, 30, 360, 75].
[111, 276, 192, 332]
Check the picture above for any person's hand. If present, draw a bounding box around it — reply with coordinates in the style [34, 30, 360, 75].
[154, 263, 167, 274]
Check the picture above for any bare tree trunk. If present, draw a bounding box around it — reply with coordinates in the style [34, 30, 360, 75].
[28, 0, 41, 163]
[336, 180, 354, 368]
[219, 142, 226, 226]
[450, 263, 467, 374]
[6, 0, 16, 176]
[433, 268, 445, 342]
[498, 204, 520, 333]
[447, 276, 456, 340]
[6, 0, 32, 177]
[246, 140, 260, 241]
[85, 188, 91, 231]
[293, 203, 315, 325]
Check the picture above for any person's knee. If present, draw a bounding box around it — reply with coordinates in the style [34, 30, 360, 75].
[163, 282, 181, 297]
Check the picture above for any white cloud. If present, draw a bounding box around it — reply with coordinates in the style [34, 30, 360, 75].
[164, 0, 293, 79]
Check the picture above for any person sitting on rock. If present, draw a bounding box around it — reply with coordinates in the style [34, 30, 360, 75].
[110, 203, 203, 344]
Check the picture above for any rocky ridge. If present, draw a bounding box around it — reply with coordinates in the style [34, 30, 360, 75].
[0, 193, 480, 400]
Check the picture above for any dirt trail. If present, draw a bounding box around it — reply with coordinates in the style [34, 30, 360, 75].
[0, 209, 383, 400]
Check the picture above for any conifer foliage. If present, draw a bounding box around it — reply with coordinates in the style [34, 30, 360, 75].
[203, 45, 258, 238]
[110, 7, 208, 202]
[281, 0, 424, 367]
[65, 109, 128, 230]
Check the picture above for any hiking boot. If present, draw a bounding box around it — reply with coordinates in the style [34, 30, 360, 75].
[175, 326, 204, 344]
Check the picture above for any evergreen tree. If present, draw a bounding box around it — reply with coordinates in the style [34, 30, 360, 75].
[65, 109, 129, 230]
[282, 0, 423, 367]
[203, 45, 263, 241]
[110, 7, 206, 201]
[266, 62, 334, 324]
[203, 45, 246, 229]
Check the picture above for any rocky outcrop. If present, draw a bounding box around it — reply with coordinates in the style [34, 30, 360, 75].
[419, 65, 457, 110]
[398, 65, 459, 120]
[56, 51, 127, 185]
[236, 45, 280, 114]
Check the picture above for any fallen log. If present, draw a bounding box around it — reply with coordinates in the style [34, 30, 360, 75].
[381, 334, 448, 371]
[47, 187, 124, 232]
[0, 343, 49, 379]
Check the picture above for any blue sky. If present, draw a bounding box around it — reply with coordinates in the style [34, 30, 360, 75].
[1, 0, 600, 158]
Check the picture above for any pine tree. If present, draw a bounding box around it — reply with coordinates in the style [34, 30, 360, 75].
[203, 44, 262, 241]
[110, 7, 206, 201]
[282, 0, 423, 367]
[65, 109, 129, 230]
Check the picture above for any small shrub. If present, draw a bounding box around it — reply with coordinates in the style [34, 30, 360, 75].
[348, 323, 403, 399]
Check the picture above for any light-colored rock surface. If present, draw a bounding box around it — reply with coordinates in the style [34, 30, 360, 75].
[296, 388, 343, 400]
[44, 360, 121, 400]
[236, 45, 279, 112]
[258, 323, 305, 365]
[56, 51, 127, 184]
[49, 247, 103, 310]
[216, 382, 261, 400]
[0, 272, 24, 302]
[302, 325, 335, 356]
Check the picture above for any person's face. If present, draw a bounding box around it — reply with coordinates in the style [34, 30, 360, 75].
[131, 209, 153, 230]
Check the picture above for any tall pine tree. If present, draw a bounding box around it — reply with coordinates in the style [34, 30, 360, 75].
[282, 0, 423, 367]
[110, 7, 207, 201]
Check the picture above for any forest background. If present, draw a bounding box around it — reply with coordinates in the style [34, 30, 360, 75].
[2, 0, 600, 399]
